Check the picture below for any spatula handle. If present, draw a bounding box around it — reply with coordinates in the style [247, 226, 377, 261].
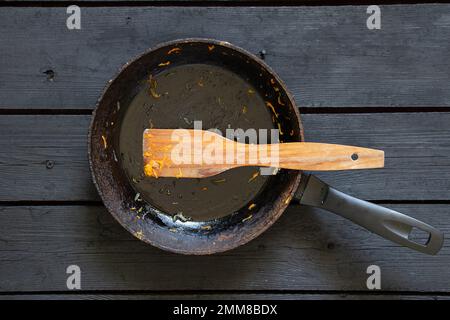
[255, 142, 384, 171]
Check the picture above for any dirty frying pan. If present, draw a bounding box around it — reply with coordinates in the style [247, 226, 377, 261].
[89, 39, 443, 255]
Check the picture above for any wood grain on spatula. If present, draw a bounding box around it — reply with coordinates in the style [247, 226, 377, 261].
[143, 129, 385, 178]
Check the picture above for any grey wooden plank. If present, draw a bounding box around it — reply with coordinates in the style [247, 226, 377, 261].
[0, 115, 98, 201]
[1, 112, 449, 201]
[1, 293, 449, 300]
[0, 204, 448, 292]
[1, 5, 450, 109]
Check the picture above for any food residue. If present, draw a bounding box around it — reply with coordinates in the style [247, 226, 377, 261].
[242, 105, 248, 114]
[144, 158, 167, 179]
[148, 75, 161, 99]
[242, 215, 253, 222]
[212, 178, 226, 185]
[284, 196, 292, 205]
[277, 93, 285, 106]
[183, 117, 193, 125]
[208, 45, 215, 51]
[248, 171, 259, 183]
[248, 203, 256, 210]
[277, 122, 284, 135]
[158, 61, 171, 67]
[144, 163, 156, 178]
[101, 135, 107, 149]
[173, 212, 192, 222]
[266, 101, 279, 118]
[167, 47, 181, 55]
[134, 230, 144, 240]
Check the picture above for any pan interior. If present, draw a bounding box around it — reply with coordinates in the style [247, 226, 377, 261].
[118, 63, 276, 221]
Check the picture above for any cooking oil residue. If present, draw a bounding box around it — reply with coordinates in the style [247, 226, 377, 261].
[118, 64, 275, 221]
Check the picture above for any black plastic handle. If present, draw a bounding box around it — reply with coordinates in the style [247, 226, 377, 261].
[295, 175, 444, 255]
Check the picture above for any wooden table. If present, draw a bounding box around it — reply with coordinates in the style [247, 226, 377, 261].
[1, 2, 450, 300]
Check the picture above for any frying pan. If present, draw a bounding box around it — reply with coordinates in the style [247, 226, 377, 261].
[89, 39, 443, 255]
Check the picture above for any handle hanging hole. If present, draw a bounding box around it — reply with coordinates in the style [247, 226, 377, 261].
[408, 227, 432, 245]
[351, 153, 359, 161]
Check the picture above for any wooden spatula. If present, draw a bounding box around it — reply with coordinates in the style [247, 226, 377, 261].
[143, 129, 384, 178]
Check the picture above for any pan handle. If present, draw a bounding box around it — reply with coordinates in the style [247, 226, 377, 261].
[294, 175, 444, 255]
